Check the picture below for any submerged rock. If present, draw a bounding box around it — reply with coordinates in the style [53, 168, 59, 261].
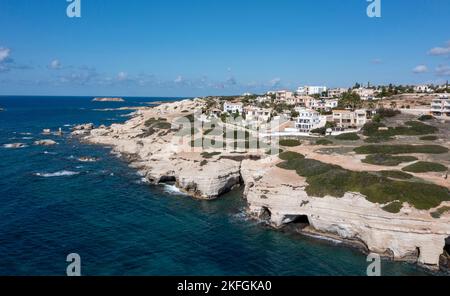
[3, 143, 27, 149]
[34, 139, 57, 146]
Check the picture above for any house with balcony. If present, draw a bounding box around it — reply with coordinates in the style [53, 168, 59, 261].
[275, 90, 295, 102]
[223, 102, 243, 114]
[310, 98, 339, 112]
[328, 88, 348, 98]
[294, 107, 327, 133]
[431, 95, 450, 119]
[244, 107, 272, 123]
[332, 109, 368, 129]
[297, 86, 328, 96]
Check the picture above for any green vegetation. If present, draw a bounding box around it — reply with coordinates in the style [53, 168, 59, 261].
[316, 139, 333, 146]
[361, 121, 438, 142]
[144, 117, 168, 127]
[418, 115, 433, 121]
[382, 201, 403, 214]
[402, 162, 448, 173]
[335, 133, 360, 141]
[279, 139, 301, 147]
[362, 154, 418, 166]
[201, 152, 221, 159]
[431, 206, 450, 219]
[276, 152, 450, 211]
[420, 135, 438, 141]
[338, 92, 362, 109]
[354, 145, 448, 155]
[279, 151, 304, 161]
[379, 171, 414, 180]
[266, 148, 283, 155]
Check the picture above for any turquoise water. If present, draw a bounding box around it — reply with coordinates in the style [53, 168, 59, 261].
[0, 96, 432, 275]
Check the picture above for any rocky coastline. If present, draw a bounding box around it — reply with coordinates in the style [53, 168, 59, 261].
[72, 99, 450, 272]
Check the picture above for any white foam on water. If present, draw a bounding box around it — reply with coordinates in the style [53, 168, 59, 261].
[22, 137, 33, 140]
[43, 151, 57, 155]
[34, 171, 80, 178]
[163, 184, 188, 196]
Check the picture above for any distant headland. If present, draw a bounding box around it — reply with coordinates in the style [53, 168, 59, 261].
[92, 97, 125, 102]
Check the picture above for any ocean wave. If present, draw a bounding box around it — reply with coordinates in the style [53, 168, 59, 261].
[34, 170, 80, 178]
[162, 184, 188, 196]
[43, 151, 57, 155]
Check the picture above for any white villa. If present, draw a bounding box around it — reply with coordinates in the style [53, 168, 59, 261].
[310, 98, 339, 112]
[332, 109, 367, 129]
[244, 107, 272, 123]
[297, 86, 328, 96]
[328, 88, 348, 98]
[223, 102, 243, 114]
[294, 107, 327, 133]
[353, 88, 376, 101]
[414, 85, 433, 93]
[431, 95, 450, 119]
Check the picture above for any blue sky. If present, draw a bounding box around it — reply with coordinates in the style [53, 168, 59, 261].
[0, 0, 449, 97]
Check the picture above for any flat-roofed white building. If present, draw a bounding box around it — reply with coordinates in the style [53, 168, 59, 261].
[244, 107, 272, 122]
[328, 88, 348, 98]
[294, 107, 327, 133]
[431, 95, 450, 119]
[332, 109, 367, 129]
[353, 88, 376, 101]
[297, 86, 328, 96]
[414, 85, 433, 93]
[223, 102, 243, 114]
[310, 98, 339, 112]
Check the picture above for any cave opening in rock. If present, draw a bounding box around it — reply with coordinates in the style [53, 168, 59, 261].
[284, 214, 311, 232]
[439, 236, 450, 271]
[259, 207, 272, 222]
[444, 237, 450, 255]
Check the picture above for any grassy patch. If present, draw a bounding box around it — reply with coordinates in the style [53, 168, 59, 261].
[279, 151, 305, 161]
[266, 148, 284, 155]
[420, 135, 438, 141]
[418, 115, 433, 121]
[379, 171, 414, 180]
[335, 133, 360, 141]
[361, 121, 437, 142]
[382, 201, 403, 214]
[354, 145, 449, 155]
[316, 139, 333, 145]
[362, 154, 418, 166]
[431, 206, 450, 219]
[279, 139, 301, 147]
[402, 162, 448, 173]
[276, 152, 450, 211]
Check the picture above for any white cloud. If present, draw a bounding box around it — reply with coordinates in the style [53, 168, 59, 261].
[436, 65, 450, 76]
[269, 77, 281, 87]
[117, 71, 128, 81]
[371, 58, 383, 64]
[0, 47, 10, 62]
[49, 59, 62, 69]
[428, 41, 450, 56]
[413, 65, 428, 74]
[174, 75, 184, 83]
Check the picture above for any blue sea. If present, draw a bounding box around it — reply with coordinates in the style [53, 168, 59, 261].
[0, 96, 433, 276]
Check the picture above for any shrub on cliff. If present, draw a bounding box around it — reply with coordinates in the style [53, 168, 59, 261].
[402, 162, 448, 173]
[354, 145, 449, 155]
